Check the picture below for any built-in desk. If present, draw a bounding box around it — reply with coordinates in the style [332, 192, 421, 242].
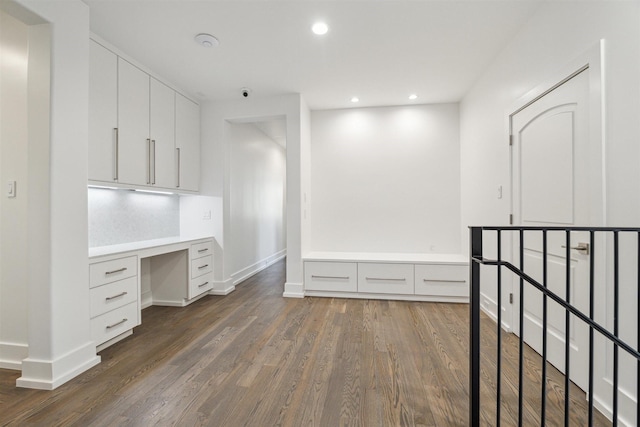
[89, 237, 214, 351]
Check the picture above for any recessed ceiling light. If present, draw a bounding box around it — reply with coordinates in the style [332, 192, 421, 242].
[195, 33, 219, 48]
[312, 22, 329, 35]
[409, 94, 418, 100]
[351, 97, 359, 103]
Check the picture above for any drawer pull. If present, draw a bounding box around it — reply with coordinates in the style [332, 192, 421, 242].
[365, 277, 406, 282]
[198, 264, 209, 270]
[198, 281, 210, 288]
[105, 267, 127, 276]
[106, 318, 128, 329]
[197, 248, 209, 253]
[423, 279, 466, 283]
[311, 275, 350, 280]
[105, 291, 128, 301]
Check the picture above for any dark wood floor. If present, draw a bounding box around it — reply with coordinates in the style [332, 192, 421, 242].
[0, 259, 611, 426]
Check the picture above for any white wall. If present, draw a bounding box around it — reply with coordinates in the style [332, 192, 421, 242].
[460, 2, 640, 423]
[310, 104, 461, 254]
[229, 123, 286, 282]
[0, 10, 29, 369]
[8, 0, 100, 389]
[201, 94, 309, 297]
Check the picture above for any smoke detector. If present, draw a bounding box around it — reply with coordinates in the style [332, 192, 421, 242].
[195, 33, 219, 48]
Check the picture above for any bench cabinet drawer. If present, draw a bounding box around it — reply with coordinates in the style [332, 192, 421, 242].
[414, 264, 468, 297]
[358, 263, 414, 294]
[305, 262, 358, 292]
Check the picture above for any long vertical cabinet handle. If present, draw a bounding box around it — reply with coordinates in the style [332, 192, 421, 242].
[176, 147, 181, 188]
[113, 128, 119, 181]
[152, 139, 156, 184]
[146, 138, 151, 184]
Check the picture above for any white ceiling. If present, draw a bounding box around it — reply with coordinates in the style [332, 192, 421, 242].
[84, 0, 543, 110]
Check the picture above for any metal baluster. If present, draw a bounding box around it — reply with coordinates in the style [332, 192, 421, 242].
[519, 228, 525, 427]
[613, 231, 619, 426]
[470, 227, 482, 427]
[588, 230, 595, 427]
[564, 230, 571, 426]
[637, 231, 640, 427]
[542, 230, 548, 427]
[497, 229, 502, 425]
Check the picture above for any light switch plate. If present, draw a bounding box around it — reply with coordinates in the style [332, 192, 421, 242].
[7, 181, 16, 198]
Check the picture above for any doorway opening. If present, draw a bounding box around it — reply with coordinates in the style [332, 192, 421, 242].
[228, 117, 287, 288]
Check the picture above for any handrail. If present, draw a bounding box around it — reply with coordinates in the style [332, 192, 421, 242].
[472, 256, 640, 361]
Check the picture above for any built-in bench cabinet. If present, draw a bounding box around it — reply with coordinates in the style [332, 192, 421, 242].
[304, 253, 468, 302]
[89, 237, 214, 351]
[89, 39, 200, 192]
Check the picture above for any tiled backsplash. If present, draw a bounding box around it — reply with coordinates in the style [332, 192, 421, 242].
[88, 187, 180, 247]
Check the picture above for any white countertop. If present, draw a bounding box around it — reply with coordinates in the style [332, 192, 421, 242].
[89, 236, 214, 259]
[303, 251, 468, 264]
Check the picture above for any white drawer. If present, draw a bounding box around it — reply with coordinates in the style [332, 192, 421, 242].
[191, 255, 213, 279]
[358, 263, 414, 295]
[91, 301, 138, 346]
[90, 256, 137, 288]
[305, 261, 357, 292]
[189, 272, 213, 299]
[90, 276, 138, 318]
[191, 240, 213, 260]
[414, 264, 468, 297]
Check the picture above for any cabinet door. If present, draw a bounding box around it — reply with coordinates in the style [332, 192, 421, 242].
[88, 41, 118, 182]
[150, 78, 176, 188]
[175, 93, 200, 191]
[118, 58, 150, 186]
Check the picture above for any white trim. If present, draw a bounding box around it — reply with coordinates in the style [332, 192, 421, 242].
[283, 282, 304, 298]
[140, 290, 153, 309]
[0, 342, 28, 371]
[152, 290, 210, 307]
[508, 40, 606, 335]
[16, 342, 100, 390]
[95, 330, 133, 353]
[209, 278, 235, 295]
[304, 290, 468, 303]
[231, 249, 286, 285]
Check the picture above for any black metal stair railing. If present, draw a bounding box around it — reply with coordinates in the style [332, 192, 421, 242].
[469, 226, 640, 427]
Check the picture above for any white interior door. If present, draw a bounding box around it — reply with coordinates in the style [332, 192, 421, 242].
[511, 69, 591, 391]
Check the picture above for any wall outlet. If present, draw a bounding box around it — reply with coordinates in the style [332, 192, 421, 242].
[203, 210, 211, 220]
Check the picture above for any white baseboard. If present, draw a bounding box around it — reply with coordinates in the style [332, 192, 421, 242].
[151, 299, 187, 307]
[0, 341, 28, 371]
[283, 282, 304, 298]
[140, 290, 153, 309]
[231, 250, 286, 286]
[16, 341, 100, 390]
[304, 290, 468, 303]
[209, 278, 235, 295]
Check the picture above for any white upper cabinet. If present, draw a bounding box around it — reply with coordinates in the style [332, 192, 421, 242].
[150, 78, 176, 188]
[88, 41, 118, 183]
[175, 94, 200, 192]
[117, 58, 150, 186]
[88, 38, 200, 192]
